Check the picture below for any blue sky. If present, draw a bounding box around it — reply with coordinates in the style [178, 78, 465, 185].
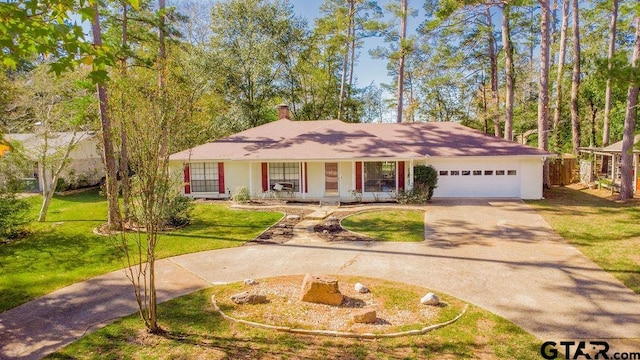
[289, 0, 423, 90]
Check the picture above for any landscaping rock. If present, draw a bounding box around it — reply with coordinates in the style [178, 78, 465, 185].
[286, 214, 301, 221]
[420, 292, 440, 306]
[244, 279, 258, 285]
[354, 282, 369, 293]
[299, 274, 343, 306]
[231, 291, 267, 305]
[353, 309, 377, 324]
[327, 216, 339, 222]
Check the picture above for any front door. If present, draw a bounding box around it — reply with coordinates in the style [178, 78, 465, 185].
[325, 162, 339, 196]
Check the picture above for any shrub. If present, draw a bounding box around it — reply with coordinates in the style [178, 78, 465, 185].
[162, 193, 194, 227]
[414, 165, 438, 201]
[232, 186, 250, 202]
[0, 194, 29, 240]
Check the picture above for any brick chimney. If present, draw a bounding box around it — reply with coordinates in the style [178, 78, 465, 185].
[276, 104, 290, 120]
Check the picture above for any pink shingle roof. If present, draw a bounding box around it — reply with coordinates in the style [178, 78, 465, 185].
[169, 119, 549, 161]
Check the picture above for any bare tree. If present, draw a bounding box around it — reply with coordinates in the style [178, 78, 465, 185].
[551, 0, 569, 149]
[569, 0, 581, 155]
[602, 0, 619, 147]
[619, 16, 640, 200]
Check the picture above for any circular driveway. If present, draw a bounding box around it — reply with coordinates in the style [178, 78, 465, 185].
[2, 199, 640, 359]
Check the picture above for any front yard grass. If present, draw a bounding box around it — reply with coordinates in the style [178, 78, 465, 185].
[341, 209, 425, 242]
[46, 279, 543, 360]
[0, 190, 281, 313]
[527, 186, 640, 295]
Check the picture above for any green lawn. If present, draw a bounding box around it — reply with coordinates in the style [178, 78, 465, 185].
[0, 190, 281, 312]
[45, 280, 543, 360]
[527, 186, 640, 295]
[341, 209, 425, 242]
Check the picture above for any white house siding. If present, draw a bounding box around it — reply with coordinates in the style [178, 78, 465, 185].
[426, 157, 542, 199]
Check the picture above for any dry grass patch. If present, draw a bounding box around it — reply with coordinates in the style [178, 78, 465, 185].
[212, 275, 464, 334]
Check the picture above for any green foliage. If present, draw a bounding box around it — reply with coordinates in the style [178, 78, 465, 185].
[163, 193, 194, 227]
[0, 193, 29, 240]
[342, 210, 425, 242]
[413, 165, 438, 200]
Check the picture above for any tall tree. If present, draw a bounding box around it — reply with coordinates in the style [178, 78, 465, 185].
[91, 1, 122, 230]
[485, 4, 501, 137]
[502, 2, 515, 140]
[338, 0, 355, 120]
[551, 0, 569, 149]
[602, 0, 619, 147]
[538, 0, 551, 187]
[396, 0, 408, 122]
[570, 0, 581, 154]
[619, 16, 640, 200]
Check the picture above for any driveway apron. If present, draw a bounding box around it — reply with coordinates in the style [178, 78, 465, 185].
[2, 199, 640, 359]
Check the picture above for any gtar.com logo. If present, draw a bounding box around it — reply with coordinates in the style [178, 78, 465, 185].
[541, 341, 610, 359]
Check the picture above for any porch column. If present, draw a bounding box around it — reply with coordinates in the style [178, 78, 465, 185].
[409, 159, 414, 190]
[302, 161, 306, 199]
[249, 162, 253, 197]
[612, 155, 617, 182]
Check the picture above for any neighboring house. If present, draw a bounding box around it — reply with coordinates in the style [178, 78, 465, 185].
[169, 107, 550, 201]
[3, 132, 105, 192]
[579, 134, 640, 193]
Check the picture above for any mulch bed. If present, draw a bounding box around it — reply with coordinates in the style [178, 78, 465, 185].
[243, 206, 314, 245]
[313, 210, 373, 242]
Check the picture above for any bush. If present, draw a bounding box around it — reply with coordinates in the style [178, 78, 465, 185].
[414, 165, 438, 201]
[163, 194, 194, 227]
[0, 194, 29, 240]
[232, 186, 250, 202]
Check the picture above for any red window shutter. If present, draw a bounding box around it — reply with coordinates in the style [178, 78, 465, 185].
[304, 162, 308, 193]
[183, 164, 191, 194]
[398, 161, 405, 191]
[218, 162, 225, 194]
[261, 163, 268, 192]
[355, 161, 362, 192]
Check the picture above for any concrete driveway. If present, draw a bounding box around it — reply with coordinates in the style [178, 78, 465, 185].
[2, 199, 640, 359]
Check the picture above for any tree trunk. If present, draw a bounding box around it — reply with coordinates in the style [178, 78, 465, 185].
[39, 133, 78, 222]
[570, 0, 581, 155]
[120, 1, 131, 222]
[338, 0, 354, 121]
[620, 17, 640, 200]
[92, 2, 122, 230]
[396, 0, 407, 123]
[538, 0, 551, 188]
[501, 4, 514, 140]
[551, 0, 569, 149]
[602, 0, 618, 147]
[486, 5, 501, 138]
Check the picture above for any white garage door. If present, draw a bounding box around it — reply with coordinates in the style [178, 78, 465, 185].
[431, 161, 521, 198]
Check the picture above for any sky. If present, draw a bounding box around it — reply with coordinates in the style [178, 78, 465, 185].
[288, 0, 424, 91]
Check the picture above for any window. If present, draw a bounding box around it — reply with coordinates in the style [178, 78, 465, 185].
[507, 170, 517, 175]
[496, 170, 505, 175]
[451, 170, 460, 176]
[462, 170, 471, 176]
[439, 170, 449, 176]
[364, 161, 396, 192]
[190, 163, 219, 193]
[473, 170, 482, 176]
[269, 162, 300, 192]
[484, 170, 493, 175]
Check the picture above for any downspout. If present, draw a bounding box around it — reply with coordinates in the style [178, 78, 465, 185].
[249, 162, 253, 199]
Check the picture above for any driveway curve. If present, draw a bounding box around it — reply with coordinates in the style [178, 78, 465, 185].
[2, 199, 640, 359]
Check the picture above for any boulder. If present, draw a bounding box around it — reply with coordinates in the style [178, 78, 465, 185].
[299, 274, 343, 306]
[286, 214, 301, 221]
[243, 278, 258, 285]
[231, 291, 267, 305]
[353, 309, 377, 324]
[354, 282, 369, 293]
[420, 292, 440, 306]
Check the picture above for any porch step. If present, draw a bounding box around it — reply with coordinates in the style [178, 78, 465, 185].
[305, 207, 338, 220]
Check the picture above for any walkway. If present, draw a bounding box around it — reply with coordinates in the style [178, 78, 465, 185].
[2, 199, 640, 359]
